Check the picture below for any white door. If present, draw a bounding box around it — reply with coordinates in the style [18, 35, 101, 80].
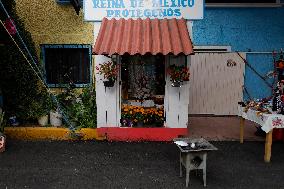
[189, 53, 245, 115]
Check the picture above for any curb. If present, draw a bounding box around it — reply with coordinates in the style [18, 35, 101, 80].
[4, 127, 105, 141]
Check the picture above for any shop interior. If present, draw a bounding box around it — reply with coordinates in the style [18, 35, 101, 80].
[120, 55, 165, 127]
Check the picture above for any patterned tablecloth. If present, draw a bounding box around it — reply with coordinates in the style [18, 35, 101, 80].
[238, 106, 284, 133]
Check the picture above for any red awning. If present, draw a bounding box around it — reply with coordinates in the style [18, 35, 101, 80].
[93, 18, 194, 56]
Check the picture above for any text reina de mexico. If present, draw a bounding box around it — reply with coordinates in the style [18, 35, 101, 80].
[91, 0, 196, 18]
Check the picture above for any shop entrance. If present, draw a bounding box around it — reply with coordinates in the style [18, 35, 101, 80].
[120, 55, 165, 127]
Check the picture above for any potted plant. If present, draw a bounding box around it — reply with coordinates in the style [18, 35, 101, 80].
[38, 97, 52, 126]
[0, 110, 6, 153]
[33, 92, 53, 126]
[56, 85, 97, 129]
[96, 61, 119, 87]
[50, 108, 63, 127]
[167, 64, 190, 87]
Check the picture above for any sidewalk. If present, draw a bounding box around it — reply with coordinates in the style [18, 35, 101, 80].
[0, 140, 284, 189]
[188, 116, 264, 141]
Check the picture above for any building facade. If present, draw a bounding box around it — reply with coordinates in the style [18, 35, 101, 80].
[14, 0, 284, 140]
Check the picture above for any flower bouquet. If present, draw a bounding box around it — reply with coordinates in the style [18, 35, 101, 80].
[96, 61, 119, 87]
[167, 64, 190, 87]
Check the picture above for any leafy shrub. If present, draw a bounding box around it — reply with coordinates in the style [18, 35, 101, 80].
[57, 86, 97, 129]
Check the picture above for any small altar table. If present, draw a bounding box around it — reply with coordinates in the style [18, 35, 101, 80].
[174, 138, 217, 187]
[238, 106, 284, 163]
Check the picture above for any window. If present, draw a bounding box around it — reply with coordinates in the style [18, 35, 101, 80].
[41, 44, 92, 87]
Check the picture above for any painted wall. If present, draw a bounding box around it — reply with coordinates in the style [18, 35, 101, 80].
[192, 8, 284, 100]
[15, 0, 95, 91]
[15, 0, 93, 57]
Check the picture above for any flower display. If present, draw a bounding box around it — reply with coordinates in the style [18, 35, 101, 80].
[167, 64, 190, 83]
[96, 61, 119, 82]
[121, 105, 164, 126]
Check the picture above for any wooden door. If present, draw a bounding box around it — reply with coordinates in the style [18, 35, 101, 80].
[189, 53, 245, 115]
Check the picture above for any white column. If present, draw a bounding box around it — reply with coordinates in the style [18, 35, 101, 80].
[165, 55, 189, 128]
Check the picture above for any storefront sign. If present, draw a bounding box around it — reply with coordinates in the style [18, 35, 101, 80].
[84, 0, 204, 21]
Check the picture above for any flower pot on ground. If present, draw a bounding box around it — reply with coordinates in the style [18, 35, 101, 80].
[50, 110, 62, 127]
[38, 115, 49, 126]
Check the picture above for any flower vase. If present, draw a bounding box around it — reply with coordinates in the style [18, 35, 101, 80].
[50, 111, 62, 127]
[103, 79, 115, 87]
[38, 115, 49, 126]
[171, 81, 182, 87]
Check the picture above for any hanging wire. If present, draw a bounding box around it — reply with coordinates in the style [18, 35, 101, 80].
[0, 1, 77, 133]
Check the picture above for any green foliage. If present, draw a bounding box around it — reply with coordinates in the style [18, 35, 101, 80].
[57, 86, 97, 129]
[0, 0, 51, 121]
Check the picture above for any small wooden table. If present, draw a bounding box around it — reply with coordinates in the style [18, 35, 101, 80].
[238, 106, 284, 163]
[174, 138, 217, 187]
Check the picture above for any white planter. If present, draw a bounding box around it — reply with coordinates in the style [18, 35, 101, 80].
[38, 115, 49, 126]
[50, 111, 62, 127]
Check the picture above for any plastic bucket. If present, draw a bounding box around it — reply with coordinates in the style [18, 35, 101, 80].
[38, 115, 49, 126]
[50, 111, 62, 127]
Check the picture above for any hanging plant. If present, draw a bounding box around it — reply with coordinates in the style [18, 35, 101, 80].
[96, 61, 119, 87]
[167, 64, 190, 87]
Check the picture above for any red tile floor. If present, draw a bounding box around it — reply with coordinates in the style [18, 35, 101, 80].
[188, 116, 265, 141]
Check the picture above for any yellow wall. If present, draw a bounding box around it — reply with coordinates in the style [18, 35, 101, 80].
[15, 0, 95, 90]
[15, 0, 94, 57]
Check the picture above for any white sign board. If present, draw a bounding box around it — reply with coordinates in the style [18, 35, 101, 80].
[84, 0, 204, 21]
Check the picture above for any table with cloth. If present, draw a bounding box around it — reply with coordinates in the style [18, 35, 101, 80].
[238, 106, 284, 162]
